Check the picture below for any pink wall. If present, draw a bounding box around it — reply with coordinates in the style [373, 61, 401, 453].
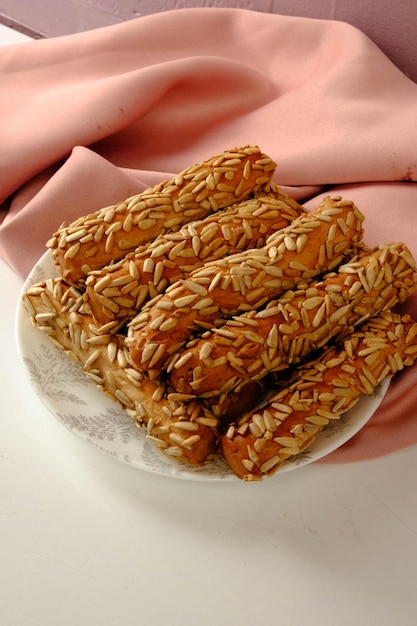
[1, 1, 416, 82]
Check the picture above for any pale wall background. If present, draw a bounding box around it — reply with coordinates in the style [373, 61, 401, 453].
[1, 0, 416, 82]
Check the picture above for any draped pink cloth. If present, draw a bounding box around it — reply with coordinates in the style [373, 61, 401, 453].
[1, 8, 416, 463]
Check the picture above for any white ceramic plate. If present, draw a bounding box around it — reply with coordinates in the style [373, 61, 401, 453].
[16, 251, 389, 481]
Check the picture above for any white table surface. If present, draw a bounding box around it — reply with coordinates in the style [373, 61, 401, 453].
[2, 22, 417, 626]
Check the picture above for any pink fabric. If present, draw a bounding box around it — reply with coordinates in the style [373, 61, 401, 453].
[1, 8, 416, 463]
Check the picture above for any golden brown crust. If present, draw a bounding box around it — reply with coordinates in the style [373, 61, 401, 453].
[168, 242, 417, 397]
[83, 193, 305, 328]
[46, 146, 277, 284]
[127, 196, 365, 374]
[221, 312, 417, 480]
[23, 278, 219, 466]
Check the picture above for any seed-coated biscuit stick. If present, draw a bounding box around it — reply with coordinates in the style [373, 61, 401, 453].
[46, 145, 277, 284]
[84, 192, 304, 328]
[221, 311, 417, 480]
[168, 242, 417, 397]
[23, 277, 220, 466]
